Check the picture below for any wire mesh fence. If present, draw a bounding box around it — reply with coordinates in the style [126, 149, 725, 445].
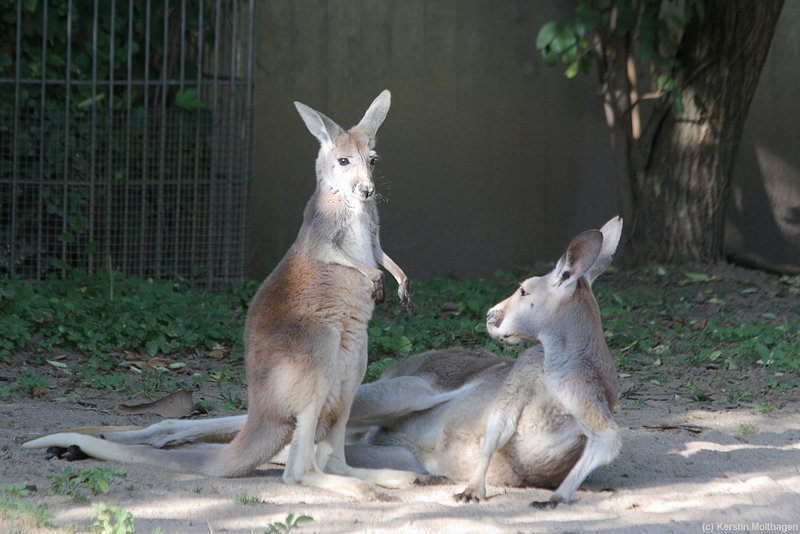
[1, 0, 254, 288]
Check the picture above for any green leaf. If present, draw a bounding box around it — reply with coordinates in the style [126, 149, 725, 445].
[76, 92, 106, 109]
[565, 61, 580, 79]
[68, 213, 85, 231]
[614, 0, 634, 35]
[541, 47, 558, 67]
[575, 2, 601, 28]
[536, 21, 561, 50]
[22, 0, 37, 13]
[552, 28, 577, 54]
[175, 88, 205, 110]
[671, 87, 685, 115]
[683, 272, 720, 283]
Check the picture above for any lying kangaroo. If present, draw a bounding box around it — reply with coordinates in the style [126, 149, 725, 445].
[346, 216, 623, 507]
[25, 90, 418, 499]
[26, 217, 621, 507]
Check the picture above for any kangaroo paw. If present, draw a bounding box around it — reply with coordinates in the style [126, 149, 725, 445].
[398, 280, 414, 313]
[371, 272, 386, 304]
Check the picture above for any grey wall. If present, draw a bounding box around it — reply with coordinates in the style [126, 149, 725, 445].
[249, 0, 800, 280]
[726, 1, 800, 273]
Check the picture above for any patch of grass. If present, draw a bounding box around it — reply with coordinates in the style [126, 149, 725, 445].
[0, 483, 52, 529]
[44, 466, 125, 502]
[262, 513, 313, 533]
[747, 402, 774, 414]
[0, 271, 254, 364]
[234, 492, 264, 505]
[738, 422, 758, 435]
[217, 387, 247, 413]
[136, 369, 184, 398]
[11, 370, 50, 398]
[91, 502, 135, 534]
[595, 269, 800, 377]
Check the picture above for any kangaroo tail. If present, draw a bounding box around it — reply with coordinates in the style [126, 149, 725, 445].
[23, 415, 293, 478]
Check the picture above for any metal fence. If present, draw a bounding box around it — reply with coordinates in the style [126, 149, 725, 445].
[0, 0, 255, 288]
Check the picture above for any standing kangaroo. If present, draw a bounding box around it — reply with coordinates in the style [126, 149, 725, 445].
[24, 90, 418, 499]
[345, 216, 623, 507]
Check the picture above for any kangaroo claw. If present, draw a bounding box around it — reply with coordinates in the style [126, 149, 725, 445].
[399, 280, 414, 313]
[454, 489, 482, 503]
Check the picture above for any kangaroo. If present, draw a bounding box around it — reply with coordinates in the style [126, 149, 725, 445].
[26, 218, 621, 505]
[345, 216, 623, 507]
[24, 90, 419, 499]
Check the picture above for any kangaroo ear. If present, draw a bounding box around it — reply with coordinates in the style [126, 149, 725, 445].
[294, 101, 343, 148]
[584, 216, 623, 285]
[552, 229, 603, 288]
[355, 89, 391, 138]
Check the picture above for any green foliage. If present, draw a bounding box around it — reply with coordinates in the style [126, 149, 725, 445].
[0, 0, 214, 110]
[536, 0, 705, 113]
[11, 370, 49, 398]
[365, 270, 522, 381]
[262, 513, 314, 533]
[0, 484, 52, 529]
[2, 267, 798, 402]
[217, 387, 248, 413]
[596, 268, 800, 379]
[0, 271, 252, 362]
[0, 1, 222, 278]
[91, 502, 135, 534]
[44, 466, 125, 502]
[738, 422, 758, 436]
[234, 492, 264, 505]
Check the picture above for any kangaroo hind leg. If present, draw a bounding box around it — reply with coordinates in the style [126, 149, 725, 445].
[287, 403, 393, 500]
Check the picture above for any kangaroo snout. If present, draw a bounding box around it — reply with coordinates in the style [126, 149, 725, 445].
[486, 307, 503, 330]
[357, 181, 375, 199]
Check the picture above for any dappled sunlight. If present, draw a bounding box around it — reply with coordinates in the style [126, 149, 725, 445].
[677, 439, 800, 460]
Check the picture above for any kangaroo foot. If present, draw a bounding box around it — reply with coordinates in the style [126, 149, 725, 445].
[453, 487, 483, 503]
[45, 445, 89, 462]
[530, 495, 563, 509]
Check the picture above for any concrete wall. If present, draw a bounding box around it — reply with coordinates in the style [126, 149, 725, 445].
[249, 0, 800, 280]
[726, 1, 800, 273]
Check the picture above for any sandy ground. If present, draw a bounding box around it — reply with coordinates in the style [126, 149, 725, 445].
[2, 387, 799, 534]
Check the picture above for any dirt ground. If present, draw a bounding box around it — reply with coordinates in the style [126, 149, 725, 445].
[2, 263, 799, 533]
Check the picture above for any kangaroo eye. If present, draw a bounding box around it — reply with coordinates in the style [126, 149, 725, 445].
[369, 156, 379, 166]
[338, 158, 350, 166]
[519, 287, 528, 297]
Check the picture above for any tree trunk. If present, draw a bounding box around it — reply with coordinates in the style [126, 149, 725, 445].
[629, 0, 784, 263]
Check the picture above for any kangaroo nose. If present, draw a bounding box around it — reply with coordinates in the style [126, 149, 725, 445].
[358, 182, 375, 199]
[487, 307, 503, 328]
